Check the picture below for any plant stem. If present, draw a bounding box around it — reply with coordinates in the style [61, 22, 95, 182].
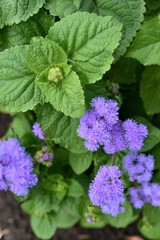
[112, 153, 116, 166]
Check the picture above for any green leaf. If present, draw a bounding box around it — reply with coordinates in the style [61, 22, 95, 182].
[138, 204, 160, 240]
[13, 113, 31, 139]
[36, 103, 87, 153]
[27, 37, 67, 73]
[57, 197, 80, 228]
[104, 201, 139, 228]
[65, 178, 84, 197]
[45, 0, 81, 18]
[106, 57, 143, 85]
[84, 81, 107, 110]
[140, 66, 160, 115]
[69, 151, 93, 175]
[81, 0, 145, 59]
[32, 190, 54, 214]
[39, 65, 85, 118]
[126, 15, 160, 65]
[0, 9, 55, 51]
[31, 211, 57, 239]
[133, 117, 160, 152]
[150, 143, 160, 170]
[21, 199, 36, 215]
[0, 45, 45, 112]
[0, 0, 45, 28]
[48, 12, 122, 84]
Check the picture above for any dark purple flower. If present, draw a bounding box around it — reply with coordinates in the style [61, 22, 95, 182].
[32, 122, 45, 140]
[0, 138, 38, 196]
[123, 152, 154, 183]
[89, 165, 125, 217]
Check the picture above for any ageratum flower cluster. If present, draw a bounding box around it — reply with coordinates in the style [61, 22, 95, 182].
[123, 152, 160, 209]
[123, 152, 154, 183]
[77, 97, 148, 154]
[0, 138, 38, 196]
[89, 165, 125, 217]
[129, 183, 160, 209]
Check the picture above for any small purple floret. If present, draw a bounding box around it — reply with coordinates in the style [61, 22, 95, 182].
[89, 165, 125, 217]
[32, 122, 45, 140]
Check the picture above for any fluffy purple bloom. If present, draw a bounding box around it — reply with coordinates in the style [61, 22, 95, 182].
[123, 119, 148, 151]
[90, 97, 119, 125]
[89, 165, 125, 217]
[0, 138, 38, 196]
[103, 121, 126, 154]
[123, 152, 154, 183]
[32, 122, 45, 140]
[77, 97, 148, 154]
[43, 153, 49, 161]
[129, 182, 160, 209]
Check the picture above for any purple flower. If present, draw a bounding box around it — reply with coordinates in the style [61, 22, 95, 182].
[43, 153, 49, 161]
[103, 121, 126, 154]
[122, 119, 148, 151]
[123, 152, 154, 183]
[90, 97, 119, 125]
[0, 138, 38, 196]
[32, 122, 45, 140]
[129, 182, 160, 209]
[112, 88, 118, 94]
[49, 153, 54, 159]
[77, 97, 148, 154]
[89, 165, 125, 217]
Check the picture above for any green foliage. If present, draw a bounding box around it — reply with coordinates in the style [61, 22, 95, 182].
[0, 45, 45, 112]
[48, 12, 122, 84]
[104, 201, 139, 228]
[36, 103, 87, 153]
[140, 66, 160, 115]
[0, 0, 45, 28]
[81, 0, 145, 59]
[45, 0, 81, 18]
[0, 9, 54, 50]
[134, 117, 160, 152]
[138, 204, 160, 239]
[126, 15, 160, 65]
[31, 211, 57, 239]
[69, 151, 93, 175]
[27, 37, 67, 73]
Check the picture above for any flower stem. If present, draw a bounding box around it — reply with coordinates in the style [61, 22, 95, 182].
[112, 153, 116, 166]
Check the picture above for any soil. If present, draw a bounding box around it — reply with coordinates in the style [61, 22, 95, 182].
[0, 113, 147, 240]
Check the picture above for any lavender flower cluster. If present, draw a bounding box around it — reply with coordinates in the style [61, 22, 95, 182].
[123, 152, 160, 209]
[0, 138, 38, 196]
[89, 165, 125, 217]
[77, 97, 148, 154]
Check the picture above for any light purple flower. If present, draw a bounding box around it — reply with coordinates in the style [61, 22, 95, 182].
[0, 138, 38, 196]
[32, 122, 45, 140]
[123, 152, 154, 183]
[123, 119, 148, 151]
[89, 165, 125, 217]
[129, 182, 160, 209]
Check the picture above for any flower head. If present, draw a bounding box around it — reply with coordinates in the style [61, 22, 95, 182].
[123, 119, 148, 151]
[123, 152, 154, 183]
[0, 138, 38, 196]
[129, 182, 160, 209]
[89, 165, 125, 216]
[32, 122, 45, 140]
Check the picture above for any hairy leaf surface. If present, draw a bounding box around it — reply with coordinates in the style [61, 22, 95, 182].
[48, 12, 122, 84]
[0, 45, 45, 112]
[126, 15, 160, 65]
[0, 0, 45, 28]
[36, 103, 87, 153]
[0, 9, 54, 50]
